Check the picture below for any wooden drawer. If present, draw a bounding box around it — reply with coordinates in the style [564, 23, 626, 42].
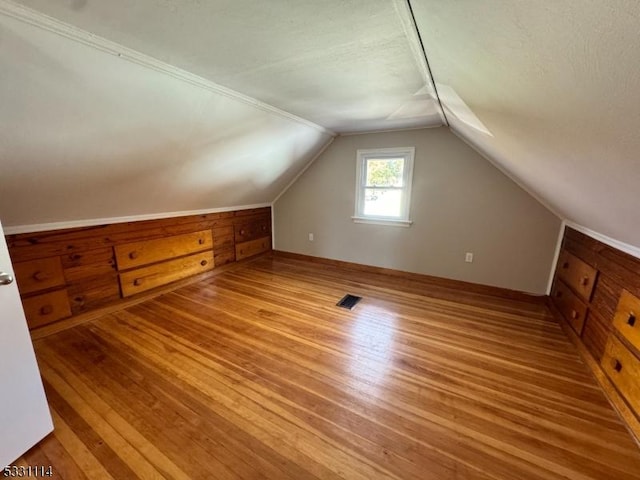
[557, 250, 597, 301]
[22, 289, 72, 329]
[13, 256, 65, 295]
[602, 334, 640, 414]
[613, 289, 640, 353]
[234, 217, 271, 243]
[235, 236, 271, 261]
[119, 251, 214, 297]
[115, 230, 213, 270]
[551, 279, 588, 335]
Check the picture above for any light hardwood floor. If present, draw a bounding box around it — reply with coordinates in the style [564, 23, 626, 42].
[17, 255, 640, 479]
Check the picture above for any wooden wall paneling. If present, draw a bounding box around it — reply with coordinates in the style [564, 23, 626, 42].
[67, 274, 121, 314]
[214, 249, 236, 267]
[213, 225, 236, 266]
[582, 310, 612, 361]
[213, 226, 234, 251]
[61, 246, 120, 314]
[552, 227, 640, 442]
[591, 275, 624, 324]
[5, 208, 271, 329]
[566, 229, 640, 299]
[6, 208, 271, 262]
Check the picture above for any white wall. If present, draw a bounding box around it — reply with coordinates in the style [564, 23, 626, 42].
[274, 128, 561, 294]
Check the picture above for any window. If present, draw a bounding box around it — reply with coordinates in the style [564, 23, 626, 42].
[353, 147, 414, 226]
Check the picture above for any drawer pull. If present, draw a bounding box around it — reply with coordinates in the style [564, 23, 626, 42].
[581, 276, 590, 286]
[611, 358, 623, 373]
[32, 270, 49, 282]
[133, 278, 143, 286]
[200, 260, 208, 266]
[562, 262, 569, 269]
[571, 310, 579, 319]
[261, 225, 267, 231]
[240, 229, 245, 235]
[129, 251, 139, 260]
[40, 305, 53, 315]
[628, 312, 637, 327]
[198, 238, 205, 245]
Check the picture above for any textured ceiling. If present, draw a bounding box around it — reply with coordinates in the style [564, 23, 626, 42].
[410, 0, 640, 248]
[3, 0, 640, 250]
[13, 0, 443, 133]
[0, 7, 332, 227]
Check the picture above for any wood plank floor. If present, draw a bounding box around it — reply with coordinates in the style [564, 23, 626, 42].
[20, 255, 640, 479]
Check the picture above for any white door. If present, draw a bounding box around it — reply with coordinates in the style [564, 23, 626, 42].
[0, 220, 53, 466]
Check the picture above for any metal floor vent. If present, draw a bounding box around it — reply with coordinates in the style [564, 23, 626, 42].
[336, 294, 362, 310]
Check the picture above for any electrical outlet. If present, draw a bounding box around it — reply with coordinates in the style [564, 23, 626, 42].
[308, 233, 314, 241]
[465, 252, 474, 263]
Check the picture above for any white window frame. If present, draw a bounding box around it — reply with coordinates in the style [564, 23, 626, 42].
[352, 147, 415, 227]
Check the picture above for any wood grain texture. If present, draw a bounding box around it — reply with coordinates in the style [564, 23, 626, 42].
[582, 310, 611, 361]
[6, 207, 271, 329]
[275, 251, 546, 304]
[234, 217, 271, 243]
[614, 290, 640, 353]
[603, 335, 640, 417]
[13, 256, 65, 295]
[557, 250, 598, 301]
[551, 279, 588, 335]
[6, 208, 270, 262]
[119, 251, 214, 297]
[114, 230, 213, 270]
[235, 236, 271, 261]
[22, 289, 71, 329]
[26, 255, 640, 479]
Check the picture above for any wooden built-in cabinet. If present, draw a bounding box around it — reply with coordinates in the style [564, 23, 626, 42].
[13, 256, 72, 328]
[550, 227, 640, 440]
[6, 207, 272, 329]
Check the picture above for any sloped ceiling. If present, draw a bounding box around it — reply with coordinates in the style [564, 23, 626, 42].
[11, 0, 443, 132]
[0, 0, 443, 230]
[3, 0, 640, 251]
[410, 0, 640, 248]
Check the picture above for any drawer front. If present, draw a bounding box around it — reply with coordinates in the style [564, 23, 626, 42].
[613, 289, 640, 352]
[13, 256, 65, 295]
[234, 217, 271, 243]
[22, 289, 72, 329]
[235, 236, 271, 261]
[119, 251, 214, 297]
[552, 279, 588, 335]
[115, 230, 213, 270]
[557, 250, 597, 301]
[602, 334, 640, 414]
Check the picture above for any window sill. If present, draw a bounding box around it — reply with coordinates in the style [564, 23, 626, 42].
[351, 216, 413, 227]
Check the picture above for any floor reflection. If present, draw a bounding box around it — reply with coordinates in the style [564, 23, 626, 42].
[347, 306, 397, 397]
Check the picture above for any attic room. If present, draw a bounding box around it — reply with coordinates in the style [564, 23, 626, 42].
[2, 0, 640, 478]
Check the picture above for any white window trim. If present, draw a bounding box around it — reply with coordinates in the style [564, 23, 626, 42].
[353, 146, 415, 226]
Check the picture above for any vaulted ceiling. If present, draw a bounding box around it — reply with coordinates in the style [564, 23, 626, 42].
[2, 0, 640, 250]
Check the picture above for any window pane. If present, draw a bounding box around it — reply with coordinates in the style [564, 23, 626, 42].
[365, 158, 404, 187]
[363, 188, 402, 217]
